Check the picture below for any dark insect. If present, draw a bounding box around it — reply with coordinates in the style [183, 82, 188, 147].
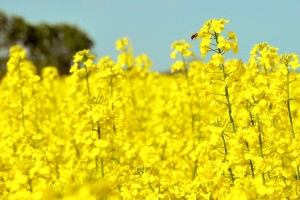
[191, 33, 198, 40]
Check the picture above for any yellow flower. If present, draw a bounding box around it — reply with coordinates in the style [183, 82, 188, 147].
[70, 63, 78, 73]
[210, 18, 229, 34]
[84, 59, 94, 68]
[228, 31, 238, 54]
[170, 40, 195, 59]
[9, 45, 26, 60]
[289, 53, 299, 70]
[228, 31, 237, 43]
[198, 24, 211, 38]
[200, 37, 211, 58]
[42, 66, 59, 79]
[135, 54, 152, 70]
[171, 61, 185, 73]
[217, 36, 231, 52]
[73, 49, 95, 63]
[116, 37, 129, 51]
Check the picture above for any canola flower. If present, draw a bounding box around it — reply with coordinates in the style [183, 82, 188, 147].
[0, 19, 300, 200]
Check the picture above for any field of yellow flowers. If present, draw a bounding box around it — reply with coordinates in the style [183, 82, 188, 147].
[1, 18, 300, 200]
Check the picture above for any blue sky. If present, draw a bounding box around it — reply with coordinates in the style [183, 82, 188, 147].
[1, 0, 300, 72]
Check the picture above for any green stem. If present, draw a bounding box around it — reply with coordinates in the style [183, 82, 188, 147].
[192, 158, 198, 180]
[96, 121, 105, 179]
[212, 31, 235, 185]
[249, 159, 255, 179]
[258, 134, 263, 158]
[148, 182, 155, 192]
[214, 32, 236, 133]
[28, 178, 32, 192]
[221, 132, 234, 185]
[221, 132, 228, 155]
[257, 114, 265, 185]
[84, 65, 91, 97]
[224, 84, 236, 133]
[97, 121, 101, 139]
[286, 70, 295, 139]
[71, 139, 80, 158]
[228, 168, 235, 186]
[110, 66, 117, 134]
[285, 65, 299, 180]
[245, 141, 255, 178]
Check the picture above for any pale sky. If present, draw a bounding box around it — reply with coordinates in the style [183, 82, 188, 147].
[1, 0, 299, 72]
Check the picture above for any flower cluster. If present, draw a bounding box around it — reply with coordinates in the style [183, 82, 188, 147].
[0, 19, 300, 200]
[192, 18, 238, 58]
